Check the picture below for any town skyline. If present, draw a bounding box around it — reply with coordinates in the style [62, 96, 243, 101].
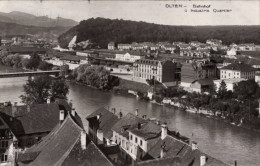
[0, 0, 259, 26]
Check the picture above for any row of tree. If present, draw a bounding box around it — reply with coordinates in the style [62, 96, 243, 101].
[0, 50, 53, 71]
[58, 18, 260, 48]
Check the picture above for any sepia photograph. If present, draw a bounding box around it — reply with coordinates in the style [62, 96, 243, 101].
[0, 0, 259, 166]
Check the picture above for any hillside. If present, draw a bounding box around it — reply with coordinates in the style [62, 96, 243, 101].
[0, 11, 78, 27]
[0, 21, 70, 41]
[58, 18, 260, 48]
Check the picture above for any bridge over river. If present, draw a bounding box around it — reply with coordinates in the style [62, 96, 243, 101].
[0, 70, 61, 78]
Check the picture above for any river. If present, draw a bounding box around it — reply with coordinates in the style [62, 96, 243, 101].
[0, 77, 259, 165]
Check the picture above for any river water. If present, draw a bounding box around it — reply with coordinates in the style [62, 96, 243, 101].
[0, 77, 259, 165]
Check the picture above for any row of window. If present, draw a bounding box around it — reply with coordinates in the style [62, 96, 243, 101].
[0, 140, 8, 148]
[130, 134, 143, 147]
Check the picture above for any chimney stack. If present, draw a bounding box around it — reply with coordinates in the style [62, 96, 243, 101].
[112, 108, 116, 114]
[71, 108, 76, 117]
[97, 114, 101, 120]
[161, 123, 167, 140]
[135, 108, 139, 116]
[59, 110, 65, 122]
[81, 130, 87, 150]
[200, 155, 206, 166]
[160, 142, 166, 158]
[119, 112, 123, 119]
[191, 141, 198, 151]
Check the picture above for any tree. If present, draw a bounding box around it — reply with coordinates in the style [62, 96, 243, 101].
[233, 80, 259, 101]
[50, 79, 69, 102]
[20, 76, 69, 104]
[20, 76, 51, 104]
[26, 53, 41, 70]
[38, 61, 53, 71]
[217, 80, 228, 99]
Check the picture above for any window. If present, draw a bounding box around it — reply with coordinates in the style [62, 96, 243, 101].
[130, 135, 132, 140]
[135, 137, 138, 143]
[0, 141, 8, 148]
[1, 154, 7, 162]
[140, 140, 143, 146]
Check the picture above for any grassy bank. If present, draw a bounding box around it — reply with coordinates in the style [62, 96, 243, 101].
[115, 79, 150, 93]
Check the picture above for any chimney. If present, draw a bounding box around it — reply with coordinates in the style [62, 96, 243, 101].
[97, 129, 104, 145]
[137, 122, 141, 130]
[200, 155, 206, 166]
[156, 120, 161, 125]
[135, 108, 139, 116]
[161, 123, 167, 140]
[59, 110, 65, 122]
[81, 130, 87, 150]
[234, 160, 237, 166]
[47, 98, 50, 104]
[160, 142, 166, 158]
[112, 108, 116, 114]
[119, 112, 123, 119]
[71, 108, 76, 117]
[97, 114, 101, 120]
[142, 115, 147, 120]
[191, 141, 198, 151]
[14, 102, 18, 106]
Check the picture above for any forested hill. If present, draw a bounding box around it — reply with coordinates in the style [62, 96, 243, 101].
[58, 17, 260, 48]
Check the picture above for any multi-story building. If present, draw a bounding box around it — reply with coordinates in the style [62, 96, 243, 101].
[180, 61, 217, 92]
[118, 44, 132, 50]
[180, 49, 210, 58]
[206, 39, 222, 46]
[220, 62, 256, 80]
[108, 42, 116, 50]
[237, 43, 255, 51]
[133, 59, 177, 83]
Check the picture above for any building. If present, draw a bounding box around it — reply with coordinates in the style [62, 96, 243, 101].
[108, 42, 116, 50]
[86, 107, 120, 146]
[180, 50, 210, 58]
[237, 43, 255, 51]
[226, 47, 237, 56]
[214, 78, 246, 92]
[115, 51, 145, 62]
[163, 45, 176, 53]
[133, 59, 177, 83]
[118, 44, 132, 50]
[0, 100, 75, 165]
[181, 61, 217, 91]
[220, 62, 256, 80]
[111, 111, 229, 166]
[17, 112, 114, 166]
[255, 73, 260, 85]
[206, 39, 222, 46]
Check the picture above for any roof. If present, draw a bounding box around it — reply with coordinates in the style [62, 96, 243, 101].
[221, 63, 256, 72]
[137, 157, 182, 166]
[19, 114, 82, 166]
[60, 55, 86, 61]
[61, 139, 114, 166]
[193, 79, 214, 86]
[0, 103, 62, 136]
[4, 46, 46, 53]
[143, 135, 229, 166]
[86, 107, 119, 139]
[130, 121, 161, 140]
[18, 114, 113, 166]
[213, 78, 246, 84]
[111, 113, 147, 138]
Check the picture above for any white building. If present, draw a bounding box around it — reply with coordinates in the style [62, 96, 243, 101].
[226, 47, 237, 56]
[115, 51, 143, 62]
[220, 63, 256, 80]
[255, 73, 260, 85]
[214, 78, 246, 92]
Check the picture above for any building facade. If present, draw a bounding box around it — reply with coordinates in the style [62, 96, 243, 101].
[220, 63, 256, 80]
[133, 59, 176, 83]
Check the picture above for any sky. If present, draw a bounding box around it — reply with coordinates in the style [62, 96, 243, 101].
[0, 0, 259, 26]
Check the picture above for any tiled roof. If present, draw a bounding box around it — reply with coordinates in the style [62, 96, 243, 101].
[0, 103, 62, 136]
[143, 135, 229, 166]
[86, 107, 119, 139]
[61, 139, 114, 166]
[130, 121, 161, 140]
[221, 63, 256, 72]
[18, 114, 114, 166]
[19, 115, 82, 166]
[111, 113, 147, 138]
[137, 157, 182, 166]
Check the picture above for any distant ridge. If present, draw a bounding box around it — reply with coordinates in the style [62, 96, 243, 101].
[58, 17, 260, 48]
[0, 11, 78, 27]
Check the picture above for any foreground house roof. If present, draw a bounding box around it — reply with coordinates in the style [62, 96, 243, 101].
[0, 103, 61, 136]
[18, 114, 113, 166]
[86, 107, 119, 139]
[111, 113, 147, 138]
